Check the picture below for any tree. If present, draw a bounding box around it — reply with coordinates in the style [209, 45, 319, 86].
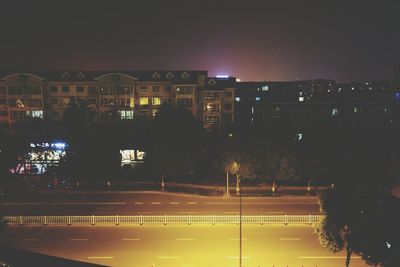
[315, 186, 362, 267]
[354, 188, 400, 266]
[144, 104, 204, 181]
[315, 185, 400, 267]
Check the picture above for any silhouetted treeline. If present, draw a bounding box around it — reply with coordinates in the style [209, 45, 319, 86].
[0, 101, 399, 187]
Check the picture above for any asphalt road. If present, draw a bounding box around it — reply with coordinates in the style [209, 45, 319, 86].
[0, 192, 320, 215]
[2, 225, 368, 267]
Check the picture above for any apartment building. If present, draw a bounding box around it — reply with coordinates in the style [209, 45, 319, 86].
[0, 71, 235, 129]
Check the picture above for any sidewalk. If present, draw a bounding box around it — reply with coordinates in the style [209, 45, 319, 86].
[16, 181, 325, 197]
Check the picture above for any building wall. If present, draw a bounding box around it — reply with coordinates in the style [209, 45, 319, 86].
[0, 71, 232, 128]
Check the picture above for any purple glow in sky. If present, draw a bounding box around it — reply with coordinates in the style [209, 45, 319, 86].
[1, 1, 399, 81]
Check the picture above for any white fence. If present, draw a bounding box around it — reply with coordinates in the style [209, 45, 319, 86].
[1, 215, 322, 225]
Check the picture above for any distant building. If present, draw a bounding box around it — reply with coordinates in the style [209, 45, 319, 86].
[0, 71, 395, 131]
[234, 79, 393, 130]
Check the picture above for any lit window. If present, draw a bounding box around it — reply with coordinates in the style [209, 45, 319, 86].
[152, 109, 158, 117]
[26, 110, 43, 119]
[140, 98, 149, 105]
[235, 97, 240, 102]
[137, 150, 145, 160]
[353, 107, 358, 113]
[119, 110, 134, 120]
[152, 97, 161, 105]
[332, 108, 338, 116]
[255, 97, 261, 101]
[295, 133, 303, 141]
[261, 85, 269, 91]
[299, 97, 304, 102]
[130, 98, 135, 108]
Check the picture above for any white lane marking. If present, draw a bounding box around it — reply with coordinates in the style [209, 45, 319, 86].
[150, 202, 162, 205]
[157, 256, 181, 259]
[18, 238, 38, 241]
[225, 256, 250, 259]
[229, 238, 247, 241]
[134, 202, 144, 205]
[299, 256, 362, 259]
[88, 256, 114, 259]
[176, 238, 196, 241]
[169, 202, 180, 205]
[70, 238, 88, 241]
[2, 202, 126, 205]
[280, 238, 301, 241]
[205, 202, 316, 205]
[187, 202, 197, 205]
[123, 238, 141, 241]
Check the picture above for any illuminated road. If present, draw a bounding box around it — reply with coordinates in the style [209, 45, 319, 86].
[2, 225, 368, 267]
[0, 192, 319, 215]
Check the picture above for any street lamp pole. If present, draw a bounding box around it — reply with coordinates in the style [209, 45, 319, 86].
[238, 173, 242, 267]
[226, 172, 230, 197]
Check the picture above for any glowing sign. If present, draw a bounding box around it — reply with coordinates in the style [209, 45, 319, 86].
[216, 75, 229, 79]
[120, 149, 145, 166]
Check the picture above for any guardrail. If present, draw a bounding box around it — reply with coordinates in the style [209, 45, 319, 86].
[1, 215, 322, 225]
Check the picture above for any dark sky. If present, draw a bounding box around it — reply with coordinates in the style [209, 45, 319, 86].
[1, 0, 399, 81]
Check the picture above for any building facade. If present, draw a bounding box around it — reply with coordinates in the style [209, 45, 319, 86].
[0, 71, 236, 129]
[1, 71, 398, 131]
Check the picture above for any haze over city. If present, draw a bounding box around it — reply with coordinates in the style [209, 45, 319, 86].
[1, 1, 400, 81]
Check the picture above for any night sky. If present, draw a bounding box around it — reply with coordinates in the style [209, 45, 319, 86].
[1, 1, 399, 82]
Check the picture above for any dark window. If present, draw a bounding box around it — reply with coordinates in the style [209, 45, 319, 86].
[89, 86, 96, 95]
[0, 87, 6, 94]
[10, 111, 25, 120]
[0, 98, 6, 104]
[24, 86, 42, 95]
[8, 86, 23, 95]
[50, 98, 58, 105]
[62, 86, 69, 93]
[177, 98, 193, 107]
[204, 92, 218, 100]
[164, 86, 172, 93]
[152, 86, 160, 92]
[176, 86, 193, 95]
[0, 110, 8, 116]
[32, 86, 41, 95]
[49, 86, 57, 93]
[8, 98, 17, 107]
[25, 98, 42, 107]
[224, 103, 232, 110]
[88, 98, 97, 104]
[140, 86, 148, 92]
[225, 92, 233, 97]
[76, 86, 84, 93]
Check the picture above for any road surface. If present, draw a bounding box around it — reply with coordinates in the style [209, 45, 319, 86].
[2, 224, 367, 267]
[0, 192, 319, 215]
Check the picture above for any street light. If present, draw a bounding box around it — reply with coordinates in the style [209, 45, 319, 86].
[225, 161, 240, 197]
[224, 160, 242, 267]
[238, 171, 243, 267]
